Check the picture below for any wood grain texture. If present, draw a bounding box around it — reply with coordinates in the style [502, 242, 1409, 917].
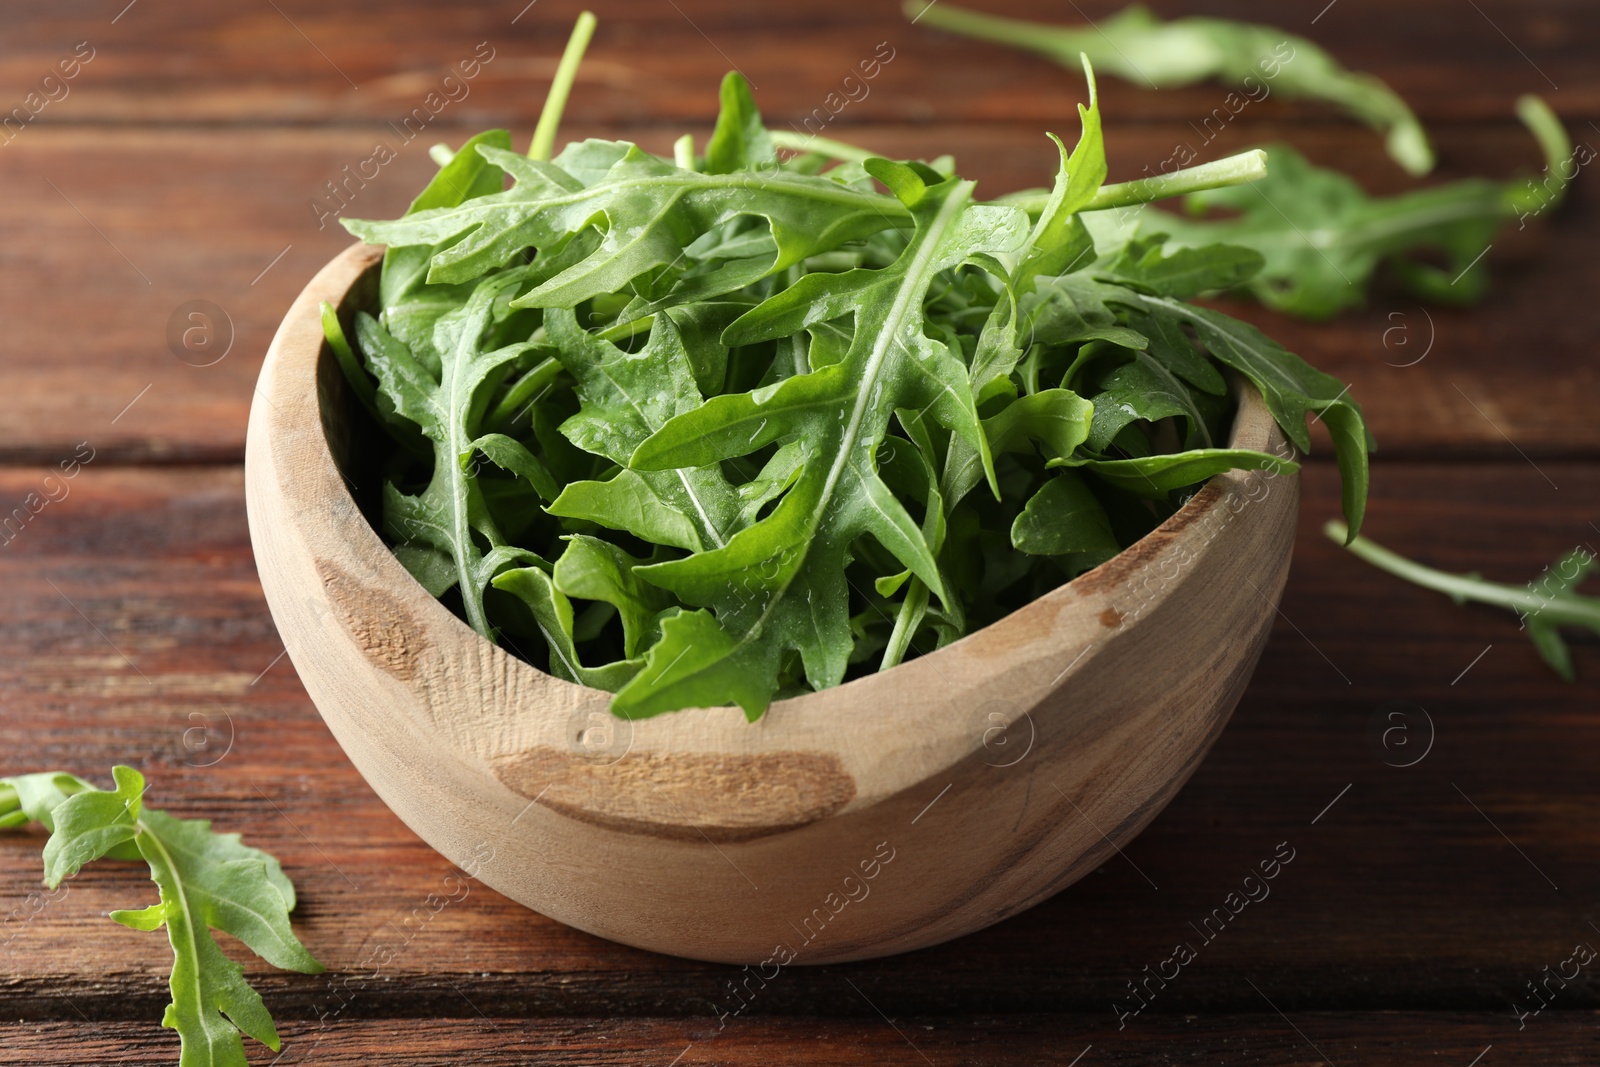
[2, 0, 1596, 1057]
[0, 122, 1592, 461]
[1, 1014, 1597, 1066]
[4, 0, 1596, 127]
[2, 461, 1596, 1015]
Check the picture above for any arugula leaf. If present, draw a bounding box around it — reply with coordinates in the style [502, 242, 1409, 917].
[1055, 447, 1299, 498]
[377, 266, 546, 637]
[1326, 522, 1600, 681]
[0, 772, 138, 860]
[906, 0, 1434, 175]
[490, 564, 645, 689]
[1083, 349, 1213, 451]
[1096, 233, 1263, 301]
[1107, 99, 1573, 318]
[969, 56, 1105, 406]
[1, 767, 321, 1067]
[702, 70, 777, 174]
[1012, 470, 1120, 559]
[552, 535, 676, 658]
[540, 307, 741, 552]
[619, 164, 1029, 717]
[1105, 286, 1369, 537]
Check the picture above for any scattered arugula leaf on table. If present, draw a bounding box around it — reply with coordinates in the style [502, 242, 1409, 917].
[0, 767, 322, 1067]
[333, 16, 1370, 719]
[1091, 98, 1576, 318]
[1326, 522, 1600, 681]
[906, 0, 1434, 175]
[928, 5, 1576, 320]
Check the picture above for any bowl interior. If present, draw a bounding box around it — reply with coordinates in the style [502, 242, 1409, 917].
[314, 254, 1286, 716]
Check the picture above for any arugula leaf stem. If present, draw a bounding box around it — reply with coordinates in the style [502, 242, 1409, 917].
[770, 126, 1268, 217]
[1001, 150, 1270, 217]
[907, 0, 1080, 54]
[767, 129, 881, 163]
[673, 133, 696, 171]
[1505, 94, 1576, 215]
[134, 821, 219, 1061]
[1324, 520, 1600, 626]
[487, 353, 562, 431]
[530, 11, 597, 161]
[595, 315, 657, 343]
[1515, 95, 1570, 182]
[449, 390, 490, 636]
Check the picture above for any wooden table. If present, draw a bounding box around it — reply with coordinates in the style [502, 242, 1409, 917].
[2, 1, 1596, 1062]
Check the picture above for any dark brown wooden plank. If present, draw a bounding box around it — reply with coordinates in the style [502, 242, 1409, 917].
[1, 1014, 1597, 1066]
[3, 0, 1595, 129]
[1, 120, 1593, 462]
[1, 462, 1596, 1020]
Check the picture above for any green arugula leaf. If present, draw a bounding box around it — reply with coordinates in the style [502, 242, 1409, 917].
[1054, 447, 1299, 498]
[1116, 304, 1225, 396]
[604, 606, 776, 714]
[1096, 233, 1264, 301]
[552, 534, 676, 660]
[970, 57, 1106, 406]
[540, 307, 741, 552]
[907, 0, 1434, 175]
[1020, 275, 1147, 358]
[490, 564, 645, 689]
[1125, 100, 1573, 318]
[1012, 470, 1121, 559]
[377, 266, 546, 636]
[982, 389, 1097, 469]
[0, 773, 139, 861]
[1083, 349, 1213, 451]
[1326, 523, 1600, 681]
[41, 764, 144, 883]
[702, 71, 777, 174]
[1108, 288, 1369, 536]
[1, 767, 322, 1067]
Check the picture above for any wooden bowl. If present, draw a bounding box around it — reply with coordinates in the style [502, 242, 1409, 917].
[246, 243, 1299, 965]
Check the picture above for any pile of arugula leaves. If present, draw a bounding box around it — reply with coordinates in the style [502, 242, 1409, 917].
[1, 768, 322, 1066]
[334, 21, 1371, 720]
